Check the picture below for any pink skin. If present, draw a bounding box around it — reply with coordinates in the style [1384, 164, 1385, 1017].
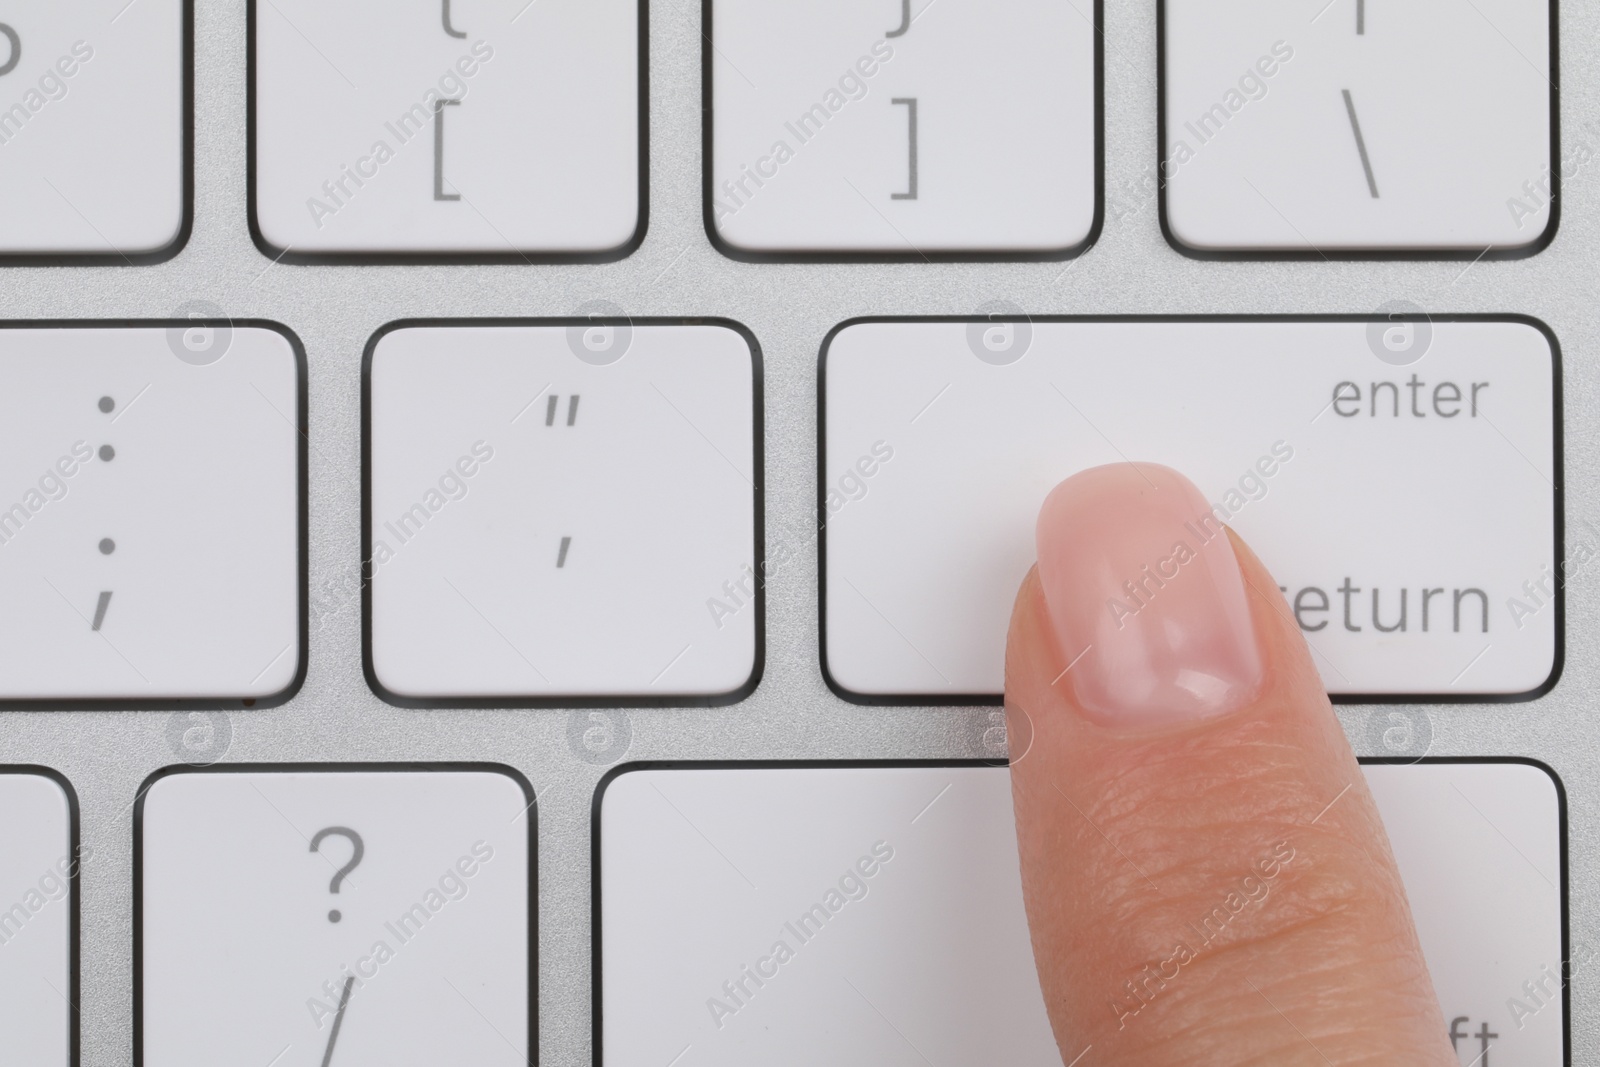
[1011, 462, 1454, 1065]
[1035, 462, 1263, 727]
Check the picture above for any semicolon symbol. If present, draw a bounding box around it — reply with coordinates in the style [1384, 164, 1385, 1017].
[91, 592, 111, 632]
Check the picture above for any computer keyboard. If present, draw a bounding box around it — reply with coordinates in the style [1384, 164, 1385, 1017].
[0, 1, 1585, 1065]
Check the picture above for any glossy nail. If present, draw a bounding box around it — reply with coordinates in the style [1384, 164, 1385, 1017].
[1035, 463, 1263, 727]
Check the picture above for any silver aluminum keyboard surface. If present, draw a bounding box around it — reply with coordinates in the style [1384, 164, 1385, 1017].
[1, 1, 1596, 1063]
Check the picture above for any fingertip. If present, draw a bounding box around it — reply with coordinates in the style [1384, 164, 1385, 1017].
[1005, 465, 1454, 1066]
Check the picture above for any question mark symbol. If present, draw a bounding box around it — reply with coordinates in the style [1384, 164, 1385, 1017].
[310, 826, 364, 924]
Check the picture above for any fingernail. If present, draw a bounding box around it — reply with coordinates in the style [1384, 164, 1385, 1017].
[1035, 463, 1263, 727]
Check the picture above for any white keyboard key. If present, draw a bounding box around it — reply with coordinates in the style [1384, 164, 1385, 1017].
[1368, 761, 1566, 1065]
[0, 2, 186, 260]
[366, 321, 759, 703]
[1161, 0, 1555, 254]
[0, 771, 77, 1066]
[708, 0, 1097, 257]
[0, 325, 303, 704]
[823, 318, 1557, 700]
[138, 766, 533, 1067]
[252, 0, 642, 259]
[596, 760, 1566, 1066]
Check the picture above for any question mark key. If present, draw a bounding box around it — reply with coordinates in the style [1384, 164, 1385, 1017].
[136, 768, 535, 1063]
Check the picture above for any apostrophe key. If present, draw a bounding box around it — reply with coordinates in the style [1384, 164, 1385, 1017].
[363, 320, 760, 705]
